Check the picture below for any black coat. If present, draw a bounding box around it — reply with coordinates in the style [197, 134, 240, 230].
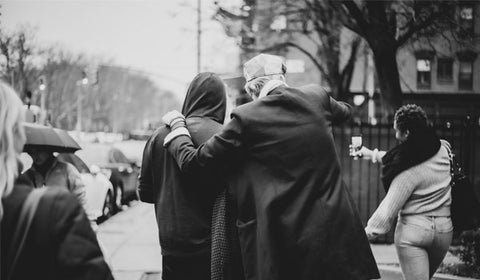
[138, 72, 227, 257]
[167, 84, 380, 280]
[1, 175, 113, 280]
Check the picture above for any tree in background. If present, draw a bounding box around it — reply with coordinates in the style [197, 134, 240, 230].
[215, 0, 475, 114]
[0, 25, 37, 100]
[215, 0, 360, 101]
[336, 0, 475, 113]
[0, 26, 180, 132]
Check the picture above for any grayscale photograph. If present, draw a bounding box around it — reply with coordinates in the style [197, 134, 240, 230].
[1, 0, 479, 279]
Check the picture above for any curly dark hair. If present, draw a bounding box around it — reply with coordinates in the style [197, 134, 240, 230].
[394, 104, 428, 132]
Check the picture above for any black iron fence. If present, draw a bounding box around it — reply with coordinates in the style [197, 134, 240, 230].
[333, 116, 480, 243]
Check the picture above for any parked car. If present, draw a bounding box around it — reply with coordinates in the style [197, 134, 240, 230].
[57, 153, 115, 221]
[75, 144, 140, 211]
[101, 147, 140, 210]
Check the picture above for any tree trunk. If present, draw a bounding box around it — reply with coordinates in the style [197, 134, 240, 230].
[338, 38, 360, 101]
[370, 43, 402, 116]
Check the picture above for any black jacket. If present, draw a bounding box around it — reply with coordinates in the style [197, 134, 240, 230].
[1, 175, 113, 280]
[167, 84, 380, 280]
[138, 72, 227, 257]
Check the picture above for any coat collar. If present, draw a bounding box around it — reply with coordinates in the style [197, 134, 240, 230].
[259, 80, 287, 99]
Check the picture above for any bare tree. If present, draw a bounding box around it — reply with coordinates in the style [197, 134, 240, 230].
[336, 0, 467, 113]
[214, 0, 361, 100]
[0, 24, 179, 131]
[0, 25, 37, 99]
[0, 30, 15, 85]
[216, 0, 475, 114]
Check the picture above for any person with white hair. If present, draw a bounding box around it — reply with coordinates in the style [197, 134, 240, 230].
[0, 81, 112, 280]
[162, 54, 380, 280]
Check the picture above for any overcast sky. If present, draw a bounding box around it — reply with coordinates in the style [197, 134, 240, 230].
[2, 0, 241, 98]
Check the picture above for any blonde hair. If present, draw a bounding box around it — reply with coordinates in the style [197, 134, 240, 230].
[244, 74, 285, 98]
[0, 82, 26, 204]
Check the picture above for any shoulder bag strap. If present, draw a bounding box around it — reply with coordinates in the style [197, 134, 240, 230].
[7, 188, 47, 280]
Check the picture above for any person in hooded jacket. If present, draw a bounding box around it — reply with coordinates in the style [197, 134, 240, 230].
[138, 72, 236, 280]
[0, 81, 113, 280]
[162, 54, 379, 280]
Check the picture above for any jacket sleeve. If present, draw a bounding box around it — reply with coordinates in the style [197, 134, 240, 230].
[365, 168, 419, 236]
[66, 163, 87, 208]
[328, 96, 352, 124]
[301, 84, 351, 124]
[52, 191, 113, 280]
[167, 115, 244, 174]
[138, 134, 156, 203]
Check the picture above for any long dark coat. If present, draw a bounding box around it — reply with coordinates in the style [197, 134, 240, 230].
[1, 175, 113, 280]
[167, 84, 380, 280]
[138, 72, 227, 258]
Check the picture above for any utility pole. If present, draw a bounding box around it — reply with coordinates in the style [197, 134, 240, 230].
[76, 72, 89, 133]
[76, 84, 83, 132]
[197, 0, 201, 73]
[38, 76, 47, 125]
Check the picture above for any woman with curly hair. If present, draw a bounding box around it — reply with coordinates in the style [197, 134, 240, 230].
[351, 104, 453, 280]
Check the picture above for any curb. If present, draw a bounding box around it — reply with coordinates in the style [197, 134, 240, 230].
[378, 265, 479, 280]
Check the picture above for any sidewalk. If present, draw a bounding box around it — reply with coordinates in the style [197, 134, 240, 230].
[96, 203, 476, 280]
[371, 244, 477, 280]
[97, 202, 162, 280]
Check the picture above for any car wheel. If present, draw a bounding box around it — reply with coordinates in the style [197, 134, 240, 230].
[114, 185, 123, 212]
[98, 190, 113, 223]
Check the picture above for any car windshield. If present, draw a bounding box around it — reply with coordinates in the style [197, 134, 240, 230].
[108, 147, 130, 164]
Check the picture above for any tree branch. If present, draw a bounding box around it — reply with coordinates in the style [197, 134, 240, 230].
[340, 0, 369, 32]
[396, 11, 438, 47]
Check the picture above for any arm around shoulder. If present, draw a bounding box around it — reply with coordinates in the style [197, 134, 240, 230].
[166, 114, 244, 173]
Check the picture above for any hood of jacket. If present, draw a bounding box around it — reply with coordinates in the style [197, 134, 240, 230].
[181, 72, 226, 124]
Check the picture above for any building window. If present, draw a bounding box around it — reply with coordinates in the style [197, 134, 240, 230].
[458, 60, 473, 90]
[459, 5, 474, 36]
[417, 59, 431, 89]
[437, 58, 453, 83]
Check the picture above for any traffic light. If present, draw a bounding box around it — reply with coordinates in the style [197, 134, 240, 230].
[25, 90, 32, 107]
[84, 64, 99, 85]
[38, 76, 46, 91]
[81, 70, 89, 85]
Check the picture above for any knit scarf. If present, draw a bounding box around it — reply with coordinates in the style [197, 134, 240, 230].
[258, 80, 287, 99]
[381, 126, 441, 192]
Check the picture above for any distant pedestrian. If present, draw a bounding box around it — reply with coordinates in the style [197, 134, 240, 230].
[162, 54, 379, 280]
[0, 81, 113, 280]
[351, 104, 453, 280]
[138, 72, 239, 280]
[23, 147, 86, 206]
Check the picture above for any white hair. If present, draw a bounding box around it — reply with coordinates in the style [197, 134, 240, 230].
[0, 82, 26, 218]
[244, 74, 285, 99]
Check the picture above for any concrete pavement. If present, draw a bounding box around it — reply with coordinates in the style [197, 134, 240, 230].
[97, 202, 162, 280]
[96, 202, 477, 280]
[371, 244, 477, 280]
